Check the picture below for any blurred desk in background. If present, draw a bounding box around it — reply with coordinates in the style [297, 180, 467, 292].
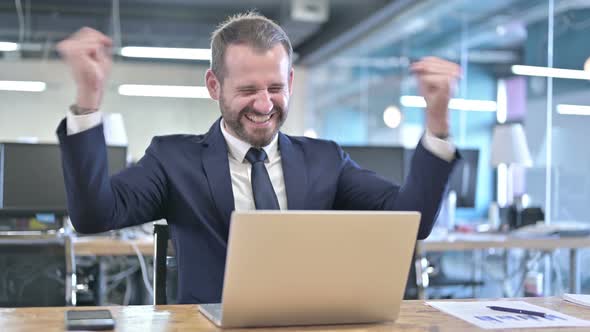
[73, 236, 153, 256]
[417, 233, 590, 298]
[72, 234, 590, 302]
[421, 232, 590, 251]
[72, 236, 155, 305]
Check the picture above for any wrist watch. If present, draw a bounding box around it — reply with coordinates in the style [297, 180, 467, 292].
[69, 104, 98, 115]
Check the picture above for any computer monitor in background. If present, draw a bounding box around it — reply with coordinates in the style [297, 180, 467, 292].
[341, 146, 407, 184]
[0, 143, 127, 217]
[448, 149, 479, 208]
[343, 145, 479, 208]
[404, 147, 479, 208]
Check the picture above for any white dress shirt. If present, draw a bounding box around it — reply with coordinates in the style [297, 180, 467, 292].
[66, 110, 456, 211]
[218, 119, 288, 210]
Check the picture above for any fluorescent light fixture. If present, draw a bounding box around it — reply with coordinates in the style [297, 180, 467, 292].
[557, 104, 590, 116]
[120, 46, 211, 61]
[400, 95, 497, 112]
[118, 84, 210, 98]
[0, 42, 19, 51]
[0, 80, 46, 92]
[512, 65, 590, 80]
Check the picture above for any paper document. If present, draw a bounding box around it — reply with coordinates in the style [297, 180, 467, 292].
[564, 294, 590, 308]
[426, 300, 590, 329]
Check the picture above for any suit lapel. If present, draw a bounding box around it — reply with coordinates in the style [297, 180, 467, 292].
[279, 133, 307, 210]
[201, 118, 235, 227]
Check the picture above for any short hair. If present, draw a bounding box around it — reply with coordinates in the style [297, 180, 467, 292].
[210, 12, 293, 82]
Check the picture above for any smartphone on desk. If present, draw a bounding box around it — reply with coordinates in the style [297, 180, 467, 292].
[65, 309, 115, 331]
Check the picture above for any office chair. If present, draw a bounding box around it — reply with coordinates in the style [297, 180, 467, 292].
[0, 231, 76, 307]
[408, 249, 484, 300]
[152, 222, 176, 305]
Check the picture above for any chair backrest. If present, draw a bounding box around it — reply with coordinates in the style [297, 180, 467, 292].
[153, 223, 169, 305]
[0, 232, 76, 307]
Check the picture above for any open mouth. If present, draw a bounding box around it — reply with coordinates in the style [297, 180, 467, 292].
[245, 112, 274, 124]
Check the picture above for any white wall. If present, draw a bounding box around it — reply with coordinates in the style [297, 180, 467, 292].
[0, 59, 307, 160]
[284, 65, 306, 136]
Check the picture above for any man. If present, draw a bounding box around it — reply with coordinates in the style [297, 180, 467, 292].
[56, 12, 460, 304]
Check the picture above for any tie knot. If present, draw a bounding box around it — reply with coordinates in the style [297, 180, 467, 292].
[245, 148, 267, 164]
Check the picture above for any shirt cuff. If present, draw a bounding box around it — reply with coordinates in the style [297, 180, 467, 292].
[421, 130, 456, 162]
[66, 110, 103, 135]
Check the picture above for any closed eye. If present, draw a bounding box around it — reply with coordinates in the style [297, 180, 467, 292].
[236, 84, 285, 95]
[238, 88, 258, 96]
[269, 85, 285, 93]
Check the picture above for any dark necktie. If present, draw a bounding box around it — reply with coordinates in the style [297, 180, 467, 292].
[245, 148, 280, 210]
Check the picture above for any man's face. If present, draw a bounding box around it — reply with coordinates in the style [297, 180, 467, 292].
[208, 44, 293, 148]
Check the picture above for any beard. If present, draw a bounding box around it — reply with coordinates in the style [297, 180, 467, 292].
[220, 96, 287, 148]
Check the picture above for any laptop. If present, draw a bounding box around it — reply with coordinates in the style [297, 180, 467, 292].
[199, 210, 420, 328]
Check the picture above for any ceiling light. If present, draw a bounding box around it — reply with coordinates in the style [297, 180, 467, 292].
[120, 47, 211, 61]
[118, 84, 210, 98]
[400, 96, 497, 112]
[556, 104, 590, 116]
[0, 42, 19, 51]
[584, 57, 590, 72]
[383, 105, 402, 128]
[0, 80, 46, 92]
[512, 65, 590, 80]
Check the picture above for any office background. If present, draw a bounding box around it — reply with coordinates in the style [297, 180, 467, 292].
[1, 0, 590, 305]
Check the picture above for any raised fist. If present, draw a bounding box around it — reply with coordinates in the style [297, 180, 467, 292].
[57, 27, 113, 110]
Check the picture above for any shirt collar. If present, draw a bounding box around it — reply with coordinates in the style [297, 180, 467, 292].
[220, 118, 279, 163]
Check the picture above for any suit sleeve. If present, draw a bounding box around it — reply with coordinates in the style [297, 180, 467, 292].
[334, 140, 458, 239]
[57, 118, 167, 233]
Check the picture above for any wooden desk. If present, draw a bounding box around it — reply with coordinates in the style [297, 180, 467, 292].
[417, 233, 590, 297]
[1, 297, 587, 332]
[73, 236, 154, 256]
[420, 233, 590, 251]
[71, 234, 590, 302]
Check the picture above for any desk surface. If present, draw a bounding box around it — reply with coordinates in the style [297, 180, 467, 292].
[73, 236, 154, 256]
[1, 297, 587, 332]
[420, 232, 590, 251]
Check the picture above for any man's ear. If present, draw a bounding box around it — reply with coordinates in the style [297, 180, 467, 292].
[205, 69, 220, 100]
[288, 67, 294, 96]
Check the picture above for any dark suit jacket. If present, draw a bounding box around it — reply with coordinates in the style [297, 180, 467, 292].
[57, 117, 457, 304]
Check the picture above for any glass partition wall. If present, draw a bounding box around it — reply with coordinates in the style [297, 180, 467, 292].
[305, 0, 589, 297]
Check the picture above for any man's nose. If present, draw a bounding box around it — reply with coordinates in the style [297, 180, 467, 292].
[252, 90, 273, 114]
